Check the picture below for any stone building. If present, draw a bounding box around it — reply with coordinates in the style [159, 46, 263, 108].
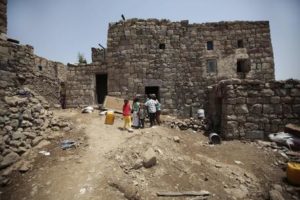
[0, 0, 67, 106]
[67, 19, 275, 116]
[2, 0, 298, 139]
[0, 0, 6, 38]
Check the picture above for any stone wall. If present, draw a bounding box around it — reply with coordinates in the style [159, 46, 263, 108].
[208, 79, 300, 139]
[66, 62, 107, 107]
[0, 39, 67, 106]
[106, 19, 274, 116]
[0, 39, 71, 173]
[91, 47, 105, 63]
[0, 0, 6, 35]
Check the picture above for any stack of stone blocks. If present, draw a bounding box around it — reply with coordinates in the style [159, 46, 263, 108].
[66, 62, 107, 107]
[209, 79, 300, 139]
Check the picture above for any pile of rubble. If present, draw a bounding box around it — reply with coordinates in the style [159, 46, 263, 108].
[165, 117, 208, 131]
[0, 87, 72, 173]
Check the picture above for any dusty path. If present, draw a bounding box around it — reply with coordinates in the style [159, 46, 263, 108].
[2, 110, 132, 200]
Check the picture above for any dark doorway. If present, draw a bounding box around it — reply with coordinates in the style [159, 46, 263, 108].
[96, 74, 107, 104]
[145, 86, 160, 101]
[60, 82, 66, 109]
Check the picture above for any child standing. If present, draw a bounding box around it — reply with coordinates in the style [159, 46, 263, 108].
[155, 98, 161, 125]
[132, 97, 140, 128]
[138, 103, 146, 128]
[123, 99, 133, 131]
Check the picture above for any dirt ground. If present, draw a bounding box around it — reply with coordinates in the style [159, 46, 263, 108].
[0, 109, 299, 200]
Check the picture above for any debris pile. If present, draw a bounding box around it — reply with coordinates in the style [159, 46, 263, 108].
[0, 87, 72, 173]
[166, 117, 208, 131]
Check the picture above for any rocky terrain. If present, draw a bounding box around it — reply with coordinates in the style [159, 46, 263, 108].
[0, 87, 72, 186]
[0, 110, 299, 200]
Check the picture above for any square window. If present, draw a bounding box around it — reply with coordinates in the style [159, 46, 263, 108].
[207, 59, 217, 73]
[159, 43, 165, 49]
[237, 59, 250, 73]
[237, 40, 244, 48]
[207, 41, 213, 50]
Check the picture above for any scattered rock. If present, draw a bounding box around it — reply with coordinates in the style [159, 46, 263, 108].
[63, 127, 71, 132]
[166, 117, 207, 132]
[272, 184, 283, 193]
[234, 160, 243, 165]
[108, 178, 140, 200]
[4, 96, 27, 106]
[21, 120, 33, 128]
[225, 186, 248, 199]
[142, 148, 157, 168]
[31, 136, 43, 146]
[0, 175, 10, 186]
[24, 132, 37, 139]
[51, 126, 60, 131]
[173, 136, 180, 143]
[35, 140, 51, 149]
[132, 158, 143, 170]
[0, 152, 20, 169]
[215, 164, 222, 168]
[19, 161, 32, 172]
[269, 190, 285, 200]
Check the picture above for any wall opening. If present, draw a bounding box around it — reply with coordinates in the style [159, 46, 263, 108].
[207, 59, 217, 73]
[159, 43, 165, 49]
[60, 82, 66, 109]
[237, 40, 244, 48]
[207, 89, 222, 134]
[237, 59, 250, 73]
[207, 41, 214, 50]
[96, 74, 108, 104]
[38, 65, 43, 71]
[145, 86, 160, 101]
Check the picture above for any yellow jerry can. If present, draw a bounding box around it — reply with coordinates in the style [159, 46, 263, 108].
[287, 162, 300, 185]
[105, 111, 115, 125]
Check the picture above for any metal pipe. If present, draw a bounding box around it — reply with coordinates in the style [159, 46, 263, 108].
[209, 133, 221, 144]
[98, 43, 106, 60]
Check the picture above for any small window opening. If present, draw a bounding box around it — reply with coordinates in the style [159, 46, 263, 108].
[207, 59, 217, 73]
[237, 40, 244, 48]
[38, 65, 43, 71]
[159, 43, 165, 49]
[207, 41, 213, 50]
[237, 59, 250, 73]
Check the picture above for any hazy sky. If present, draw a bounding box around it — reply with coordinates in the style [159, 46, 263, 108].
[7, 0, 300, 80]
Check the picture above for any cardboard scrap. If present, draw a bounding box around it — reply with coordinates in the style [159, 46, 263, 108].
[103, 96, 133, 113]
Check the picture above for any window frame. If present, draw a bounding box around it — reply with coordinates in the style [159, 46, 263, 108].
[207, 41, 214, 50]
[207, 59, 217, 73]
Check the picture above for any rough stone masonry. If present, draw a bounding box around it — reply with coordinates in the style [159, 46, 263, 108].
[67, 18, 275, 118]
[207, 79, 300, 139]
[0, 0, 299, 143]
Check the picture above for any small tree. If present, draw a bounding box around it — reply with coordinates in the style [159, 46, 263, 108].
[77, 52, 87, 64]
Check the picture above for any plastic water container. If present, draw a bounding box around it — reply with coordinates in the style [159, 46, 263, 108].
[287, 162, 300, 185]
[197, 109, 205, 119]
[105, 111, 115, 125]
